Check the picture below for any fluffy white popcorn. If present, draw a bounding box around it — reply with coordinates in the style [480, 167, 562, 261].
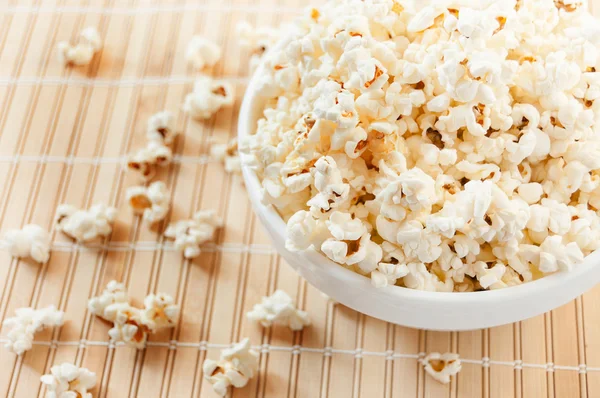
[203, 338, 259, 397]
[186, 36, 222, 69]
[40, 363, 96, 398]
[285, 210, 328, 252]
[57, 26, 102, 66]
[126, 181, 171, 224]
[140, 293, 179, 332]
[422, 352, 462, 384]
[55, 203, 117, 242]
[243, 0, 600, 291]
[127, 140, 172, 181]
[236, 21, 280, 71]
[146, 111, 177, 145]
[371, 262, 409, 288]
[88, 281, 179, 348]
[247, 290, 310, 331]
[87, 280, 128, 320]
[211, 139, 241, 174]
[183, 76, 234, 120]
[3, 306, 64, 355]
[1, 224, 50, 263]
[164, 209, 223, 258]
[106, 304, 149, 348]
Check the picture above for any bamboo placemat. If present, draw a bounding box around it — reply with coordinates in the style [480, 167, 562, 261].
[1, 0, 600, 397]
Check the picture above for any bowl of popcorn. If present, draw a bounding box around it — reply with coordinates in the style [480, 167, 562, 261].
[238, 0, 600, 330]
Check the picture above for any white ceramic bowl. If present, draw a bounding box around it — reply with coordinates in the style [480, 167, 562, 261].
[238, 66, 600, 331]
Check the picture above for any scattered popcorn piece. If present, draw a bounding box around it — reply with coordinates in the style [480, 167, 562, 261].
[186, 36, 222, 69]
[3, 306, 64, 355]
[140, 293, 179, 332]
[126, 181, 171, 224]
[1, 224, 50, 263]
[147, 111, 177, 145]
[243, 0, 600, 291]
[57, 26, 102, 66]
[211, 138, 241, 174]
[55, 203, 117, 242]
[127, 140, 172, 181]
[87, 280, 128, 321]
[164, 209, 223, 258]
[41, 363, 96, 398]
[422, 352, 462, 384]
[105, 303, 149, 348]
[247, 290, 310, 331]
[88, 281, 180, 348]
[236, 21, 280, 71]
[183, 76, 234, 120]
[202, 338, 259, 397]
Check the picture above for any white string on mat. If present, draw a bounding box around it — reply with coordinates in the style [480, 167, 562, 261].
[0, 338, 593, 374]
[0, 154, 213, 165]
[0, 76, 248, 87]
[49, 241, 276, 255]
[0, 4, 304, 15]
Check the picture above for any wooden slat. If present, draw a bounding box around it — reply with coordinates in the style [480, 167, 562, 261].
[0, 0, 599, 397]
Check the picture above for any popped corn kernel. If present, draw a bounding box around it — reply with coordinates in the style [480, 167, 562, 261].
[1, 224, 50, 263]
[243, 0, 600, 291]
[41, 363, 96, 398]
[88, 281, 179, 349]
[140, 293, 179, 332]
[164, 209, 223, 258]
[202, 338, 259, 397]
[88, 280, 128, 321]
[147, 111, 177, 145]
[127, 140, 172, 181]
[125, 181, 171, 224]
[55, 203, 117, 242]
[3, 306, 64, 355]
[422, 352, 462, 384]
[211, 138, 241, 174]
[186, 36, 222, 69]
[57, 26, 102, 66]
[247, 290, 310, 331]
[236, 21, 280, 71]
[183, 76, 234, 120]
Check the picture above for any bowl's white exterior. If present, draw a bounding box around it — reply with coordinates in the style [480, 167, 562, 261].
[238, 65, 600, 331]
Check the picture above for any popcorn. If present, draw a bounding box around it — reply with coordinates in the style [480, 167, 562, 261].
[422, 352, 462, 384]
[87, 280, 128, 320]
[140, 293, 179, 332]
[164, 209, 223, 258]
[105, 303, 149, 348]
[88, 281, 179, 348]
[41, 363, 96, 398]
[55, 203, 117, 242]
[57, 27, 102, 66]
[247, 290, 310, 331]
[1, 224, 50, 263]
[126, 181, 171, 224]
[3, 306, 64, 355]
[211, 139, 241, 174]
[236, 21, 280, 71]
[285, 210, 328, 252]
[183, 76, 234, 120]
[243, 0, 600, 291]
[186, 36, 222, 69]
[203, 338, 259, 397]
[371, 262, 409, 288]
[147, 111, 177, 145]
[127, 140, 172, 181]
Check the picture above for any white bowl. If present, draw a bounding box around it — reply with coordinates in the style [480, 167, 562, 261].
[238, 67, 600, 331]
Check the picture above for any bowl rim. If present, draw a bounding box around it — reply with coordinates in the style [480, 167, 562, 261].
[237, 53, 600, 306]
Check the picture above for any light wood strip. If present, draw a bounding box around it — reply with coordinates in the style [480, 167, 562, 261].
[0, 0, 598, 397]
